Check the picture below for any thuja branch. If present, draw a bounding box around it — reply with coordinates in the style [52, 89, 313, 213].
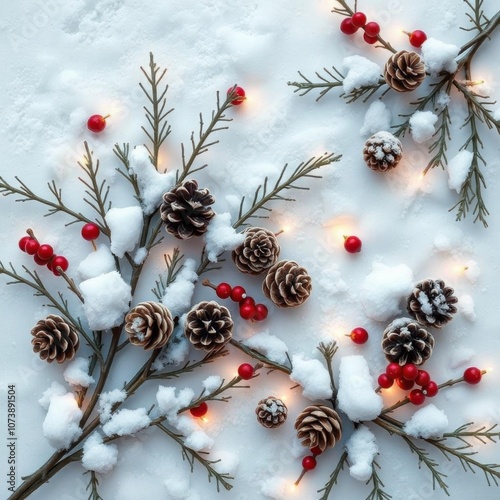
[317, 450, 349, 500]
[152, 247, 184, 300]
[85, 471, 103, 500]
[443, 423, 500, 445]
[366, 461, 392, 500]
[317, 341, 339, 406]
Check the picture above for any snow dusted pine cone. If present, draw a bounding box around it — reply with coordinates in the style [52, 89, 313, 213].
[31, 315, 79, 363]
[262, 260, 312, 308]
[363, 131, 403, 172]
[160, 180, 215, 240]
[384, 50, 426, 92]
[407, 278, 458, 328]
[184, 301, 233, 352]
[382, 318, 435, 366]
[255, 396, 288, 428]
[125, 301, 174, 350]
[295, 404, 342, 452]
[232, 227, 281, 276]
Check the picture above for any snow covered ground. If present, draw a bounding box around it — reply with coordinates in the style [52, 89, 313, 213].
[1, 0, 500, 499]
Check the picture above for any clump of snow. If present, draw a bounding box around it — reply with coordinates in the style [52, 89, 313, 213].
[162, 258, 198, 317]
[360, 100, 391, 137]
[39, 382, 67, 410]
[185, 430, 214, 451]
[63, 357, 95, 388]
[164, 467, 192, 499]
[80, 271, 132, 330]
[77, 244, 116, 281]
[261, 476, 288, 500]
[129, 146, 176, 215]
[133, 247, 148, 265]
[341, 55, 382, 94]
[202, 376, 222, 395]
[213, 451, 239, 474]
[459, 294, 476, 321]
[152, 321, 190, 370]
[404, 404, 449, 438]
[337, 355, 383, 422]
[43, 393, 83, 450]
[447, 151, 473, 193]
[105, 206, 144, 258]
[463, 260, 480, 284]
[98, 389, 127, 423]
[290, 354, 332, 400]
[82, 433, 118, 474]
[156, 386, 194, 419]
[102, 407, 151, 437]
[436, 91, 451, 109]
[360, 263, 414, 321]
[204, 212, 245, 262]
[409, 111, 438, 143]
[243, 331, 289, 365]
[448, 346, 475, 369]
[346, 425, 378, 481]
[421, 38, 459, 75]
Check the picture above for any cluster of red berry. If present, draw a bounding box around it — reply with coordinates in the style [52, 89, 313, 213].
[214, 282, 269, 321]
[19, 233, 69, 276]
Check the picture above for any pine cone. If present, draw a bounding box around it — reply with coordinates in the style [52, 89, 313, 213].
[232, 227, 280, 276]
[31, 315, 79, 363]
[255, 396, 288, 428]
[160, 180, 215, 240]
[382, 318, 435, 366]
[363, 131, 403, 172]
[407, 279, 458, 328]
[384, 50, 426, 92]
[262, 260, 312, 308]
[184, 301, 233, 351]
[295, 405, 342, 452]
[125, 301, 174, 350]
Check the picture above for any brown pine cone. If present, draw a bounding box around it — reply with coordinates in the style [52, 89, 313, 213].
[232, 227, 280, 276]
[384, 50, 426, 92]
[295, 404, 342, 452]
[407, 278, 458, 329]
[125, 301, 174, 350]
[262, 260, 312, 308]
[184, 301, 233, 351]
[255, 396, 288, 428]
[160, 180, 215, 240]
[382, 318, 435, 366]
[363, 131, 403, 172]
[31, 315, 79, 363]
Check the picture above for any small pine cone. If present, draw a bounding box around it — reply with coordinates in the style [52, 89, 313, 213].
[185, 301, 233, 351]
[295, 405, 342, 452]
[382, 318, 435, 366]
[262, 260, 312, 308]
[363, 131, 403, 172]
[255, 396, 288, 428]
[407, 279, 458, 328]
[125, 301, 174, 350]
[232, 227, 280, 276]
[384, 50, 426, 92]
[31, 315, 79, 363]
[160, 180, 215, 240]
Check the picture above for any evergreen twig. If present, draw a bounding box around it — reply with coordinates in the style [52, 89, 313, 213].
[317, 341, 339, 406]
[85, 471, 104, 500]
[152, 247, 184, 300]
[366, 461, 392, 500]
[317, 450, 349, 500]
[113, 143, 142, 201]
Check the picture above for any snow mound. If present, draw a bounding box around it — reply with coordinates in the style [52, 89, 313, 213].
[448, 151, 473, 193]
[43, 393, 83, 450]
[243, 331, 289, 365]
[404, 404, 448, 438]
[341, 55, 382, 94]
[421, 38, 459, 75]
[39, 382, 67, 410]
[156, 386, 194, 419]
[162, 258, 198, 317]
[82, 433, 118, 474]
[102, 407, 151, 437]
[346, 425, 378, 481]
[77, 244, 115, 281]
[106, 206, 144, 258]
[459, 294, 476, 321]
[204, 212, 245, 262]
[63, 357, 95, 388]
[290, 354, 332, 400]
[360, 100, 391, 137]
[261, 476, 288, 499]
[98, 389, 127, 423]
[410, 111, 438, 143]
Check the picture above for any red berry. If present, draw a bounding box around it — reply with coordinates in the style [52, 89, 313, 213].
[378, 373, 394, 389]
[46, 258, 54, 272]
[363, 33, 379, 45]
[25, 239, 40, 255]
[239, 296, 256, 308]
[409, 29, 427, 48]
[253, 303, 269, 321]
[87, 114, 108, 133]
[37, 244, 54, 261]
[386, 363, 402, 380]
[227, 86, 245, 105]
[310, 446, 323, 456]
[344, 235, 362, 253]
[423, 381, 438, 397]
[19, 236, 31, 252]
[190, 402, 208, 418]
[238, 363, 254, 380]
[415, 370, 431, 387]
[351, 12, 367, 28]
[349, 327, 369, 344]
[409, 389, 426, 405]
[340, 17, 359, 35]
[464, 367, 482, 385]
[81, 223, 100, 241]
[402, 364, 419, 381]
[240, 303, 256, 320]
[52, 255, 69, 276]
[230, 286, 246, 302]
[302, 456, 317, 470]
[396, 377, 415, 390]
[364, 21, 380, 37]
[216, 282, 232, 299]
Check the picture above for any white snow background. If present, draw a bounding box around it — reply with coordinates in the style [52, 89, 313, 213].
[1, 0, 500, 499]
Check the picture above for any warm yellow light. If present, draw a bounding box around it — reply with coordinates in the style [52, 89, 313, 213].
[201, 417, 209, 423]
